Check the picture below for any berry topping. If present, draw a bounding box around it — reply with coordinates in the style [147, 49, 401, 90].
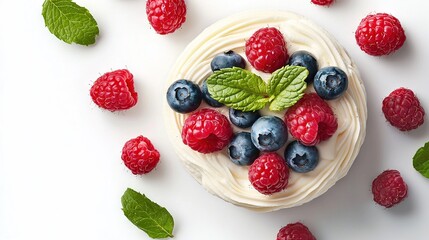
[166, 79, 202, 113]
[248, 153, 289, 195]
[121, 135, 160, 175]
[90, 69, 138, 111]
[372, 170, 408, 208]
[201, 80, 223, 107]
[288, 50, 319, 83]
[284, 140, 319, 173]
[146, 0, 186, 35]
[382, 88, 425, 131]
[210, 50, 246, 72]
[229, 109, 261, 128]
[311, 0, 334, 6]
[228, 132, 260, 166]
[245, 27, 289, 73]
[355, 13, 406, 56]
[285, 93, 338, 146]
[313, 66, 348, 100]
[276, 222, 316, 240]
[250, 116, 288, 152]
[182, 108, 233, 153]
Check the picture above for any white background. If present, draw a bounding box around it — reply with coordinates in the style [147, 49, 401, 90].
[1, 0, 428, 239]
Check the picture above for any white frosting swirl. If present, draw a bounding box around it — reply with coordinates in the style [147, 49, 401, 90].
[164, 11, 367, 212]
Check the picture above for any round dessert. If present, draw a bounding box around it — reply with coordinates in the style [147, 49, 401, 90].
[164, 11, 367, 212]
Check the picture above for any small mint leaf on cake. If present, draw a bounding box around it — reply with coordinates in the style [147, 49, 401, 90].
[42, 0, 99, 45]
[207, 67, 269, 111]
[267, 65, 308, 111]
[121, 188, 174, 239]
[413, 141, 429, 179]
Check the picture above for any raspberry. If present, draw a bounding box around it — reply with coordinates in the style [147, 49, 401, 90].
[382, 88, 425, 131]
[276, 222, 316, 240]
[372, 170, 408, 208]
[181, 108, 233, 153]
[311, 0, 334, 6]
[146, 0, 186, 35]
[248, 153, 289, 195]
[245, 27, 289, 73]
[285, 93, 338, 146]
[121, 136, 160, 175]
[355, 13, 406, 56]
[90, 69, 138, 111]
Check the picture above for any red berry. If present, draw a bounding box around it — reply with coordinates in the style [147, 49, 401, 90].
[181, 108, 233, 154]
[90, 69, 138, 111]
[146, 0, 186, 35]
[277, 222, 316, 240]
[355, 13, 406, 56]
[285, 93, 338, 146]
[121, 136, 160, 175]
[372, 170, 408, 208]
[382, 88, 425, 131]
[311, 0, 334, 6]
[248, 153, 289, 195]
[245, 27, 289, 73]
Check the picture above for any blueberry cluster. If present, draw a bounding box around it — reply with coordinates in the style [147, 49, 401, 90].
[166, 49, 349, 174]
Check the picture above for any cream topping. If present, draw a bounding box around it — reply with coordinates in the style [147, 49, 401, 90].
[164, 10, 367, 212]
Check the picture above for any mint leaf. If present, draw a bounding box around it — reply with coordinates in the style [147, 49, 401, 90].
[267, 65, 308, 111]
[207, 67, 269, 111]
[42, 0, 99, 45]
[121, 188, 174, 239]
[413, 141, 429, 178]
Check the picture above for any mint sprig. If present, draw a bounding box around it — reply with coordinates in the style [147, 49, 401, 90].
[42, 0, 99, 45]
[207, 66, 308, 111]
[413, 141, 429, 178]
[121, 188, 174, 239]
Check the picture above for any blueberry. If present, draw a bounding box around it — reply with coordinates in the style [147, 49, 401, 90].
[313, 66, 348, 100]
[229, 109, 261, 128]
[284, 140, 319, 173]
[228, 132, 260, 166]
[210, 50, 246, 71]
[250, 116, 288, 152]
[166, 79, 202, 113]
[201, 80, 223, 107]
[288, 50, 318, 83]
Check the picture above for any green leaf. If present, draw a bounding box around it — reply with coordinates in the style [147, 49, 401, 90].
[121, 188, 174, 239]
[42, 0, 99, 45]
[207, 67, 269, 111]
[267, 65, 308, 111]
[413, 141, 429, 178]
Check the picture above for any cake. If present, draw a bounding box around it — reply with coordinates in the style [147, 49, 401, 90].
[164, 10, 367, 212]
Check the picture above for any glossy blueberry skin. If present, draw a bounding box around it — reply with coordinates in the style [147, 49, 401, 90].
[229, 109, 261, 128]
[166, 79, 202, 113]
[228, 132, 260, 166]
[313, 66, 348, 100]
[210, 50, 246, 71]
[250, 116, 288, 152]
[284, 140, 319, 173]
[201, 80, 223, 107]
[288, 50, 318, 83]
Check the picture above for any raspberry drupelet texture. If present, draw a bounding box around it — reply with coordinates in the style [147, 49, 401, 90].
[121, 136, 160, 175]
[146, 0, 187, 35]
[382, 88, 425, 131]
[311, 0, 334, 6]
[372, 170, 408, 208]
[276, 222, 316, 240]
[181, 108, 233, 154]
[90, 69, 138, 111]
[355, 13, 406, 56]
[248, 153, 290, 195]
[285, 93, 338, 146]
[245, 27, 289, 73]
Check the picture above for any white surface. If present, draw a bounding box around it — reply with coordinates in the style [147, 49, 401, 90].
[0, 0, 428, 239]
